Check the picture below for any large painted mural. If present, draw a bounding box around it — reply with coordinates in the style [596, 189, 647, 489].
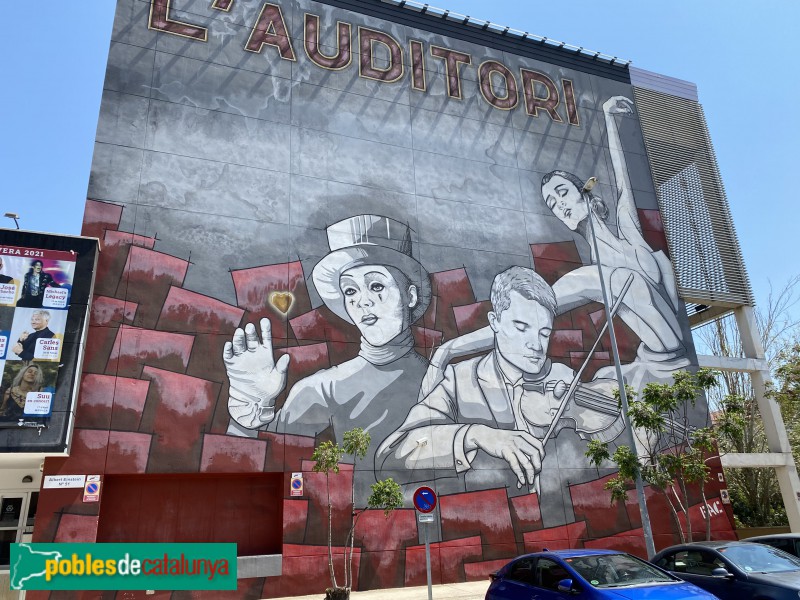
[35, 0, 736, 597]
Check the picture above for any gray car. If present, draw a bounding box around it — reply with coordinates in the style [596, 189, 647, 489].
[652, 540, 800, 600]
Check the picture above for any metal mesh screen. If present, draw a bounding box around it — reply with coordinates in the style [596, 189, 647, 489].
[632, 85, 754, 323]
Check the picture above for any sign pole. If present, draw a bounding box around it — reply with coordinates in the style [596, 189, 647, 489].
[412, 486, 438, 600]
[424, 521, 432, 600]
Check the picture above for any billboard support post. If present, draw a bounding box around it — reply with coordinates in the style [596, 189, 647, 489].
[582, 177, 657, 558]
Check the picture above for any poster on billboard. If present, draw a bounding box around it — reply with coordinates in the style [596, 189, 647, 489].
[0, 233, 97, 451]
[0, 246, 75, 421]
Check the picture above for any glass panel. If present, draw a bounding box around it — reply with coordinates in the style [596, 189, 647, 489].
[566, 553, 674, 587]
[26, 492, 38, 529]
[655, 552, 679, 571]
[536, 558, 571, 590]
[0, 497, 23, 528]
[721, 544, 800, 573]
[0, 529, 19, 567]
[683, 550, 724, 576]
[506, 558, 535, 585]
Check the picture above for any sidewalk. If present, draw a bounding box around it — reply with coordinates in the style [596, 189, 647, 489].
[268, 580, 489, 600]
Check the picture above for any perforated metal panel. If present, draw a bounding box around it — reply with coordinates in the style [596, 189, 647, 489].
[631, 72, 754, 325]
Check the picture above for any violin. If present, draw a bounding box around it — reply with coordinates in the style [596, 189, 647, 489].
[541, 380, 625, 444]
[536, 273, 636, 448]
[522, 272, 695, 449]
[521, 379, 694, 445]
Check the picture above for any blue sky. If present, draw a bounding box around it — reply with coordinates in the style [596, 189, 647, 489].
[1, 1, 797, 312]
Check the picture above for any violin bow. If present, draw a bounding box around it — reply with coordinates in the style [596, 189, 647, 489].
[540, 273, 635, 448]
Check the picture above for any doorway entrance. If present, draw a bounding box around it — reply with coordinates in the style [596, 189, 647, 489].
[0, 490, 37, 569]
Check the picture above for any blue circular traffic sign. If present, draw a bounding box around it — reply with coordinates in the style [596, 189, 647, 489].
[413, 486, 437, 513]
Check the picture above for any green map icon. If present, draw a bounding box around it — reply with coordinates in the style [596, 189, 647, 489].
[10, 543, 62, 590]
[9, 542, 238, 590]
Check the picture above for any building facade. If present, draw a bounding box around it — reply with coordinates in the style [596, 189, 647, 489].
[28, 0, 741, 597]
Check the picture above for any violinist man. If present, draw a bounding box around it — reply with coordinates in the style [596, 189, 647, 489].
[377, 267, 619, 524]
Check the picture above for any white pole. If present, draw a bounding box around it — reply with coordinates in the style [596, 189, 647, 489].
[425, 522, 432, 600]
[583, 184, 656, 558]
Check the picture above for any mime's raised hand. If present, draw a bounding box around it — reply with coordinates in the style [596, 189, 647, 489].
[223, 318, 290, 429]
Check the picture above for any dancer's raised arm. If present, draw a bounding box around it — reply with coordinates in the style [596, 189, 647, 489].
[603, 96, 645, 243]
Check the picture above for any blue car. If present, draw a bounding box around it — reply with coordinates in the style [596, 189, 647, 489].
[486, 549, 719, 599]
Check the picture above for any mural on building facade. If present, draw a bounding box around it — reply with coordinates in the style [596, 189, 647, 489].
[222, 94, 692, 514]
[32, 0, 738, 597]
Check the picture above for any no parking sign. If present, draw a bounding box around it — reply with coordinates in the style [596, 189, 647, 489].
[290, 472, 303, 497]
[83, 475, 101, 503]
[413, 486, 437, 513]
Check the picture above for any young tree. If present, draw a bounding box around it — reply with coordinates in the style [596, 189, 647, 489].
[586, 369, 725, 542]
[772, 342, 800, 468]
[341, 428, 368, 593]
[694, 276, 800, 527]
[311, 428, 403, 600]
[311, 440, 344, 592]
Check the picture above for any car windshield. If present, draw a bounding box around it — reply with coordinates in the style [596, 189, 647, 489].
[721, 544, 800, 574]
[566, 553, 675, 588]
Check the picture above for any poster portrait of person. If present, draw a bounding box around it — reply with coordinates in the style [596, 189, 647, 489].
[7, 309, 67, 362]
[16, 260, 59, 308]
[0, 257, 14, 285]
[0, 257, 19, 307]
[0, 362, 44, 421]
[224, 215, 431, 495]
[0, 308, 13, 360]
[0, 360, 58, 423]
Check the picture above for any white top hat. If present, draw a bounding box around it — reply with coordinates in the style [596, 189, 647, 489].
[311, 215, 431, 325]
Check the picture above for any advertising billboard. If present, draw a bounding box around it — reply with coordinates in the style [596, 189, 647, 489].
[34, 0, 735, 594]
[0, 232, 98, 452]
[0, 246, 75, 418]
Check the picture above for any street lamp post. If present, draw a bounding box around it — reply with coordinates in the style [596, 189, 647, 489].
[581, 176, 656, 558]
[4, 213, 20, 229]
